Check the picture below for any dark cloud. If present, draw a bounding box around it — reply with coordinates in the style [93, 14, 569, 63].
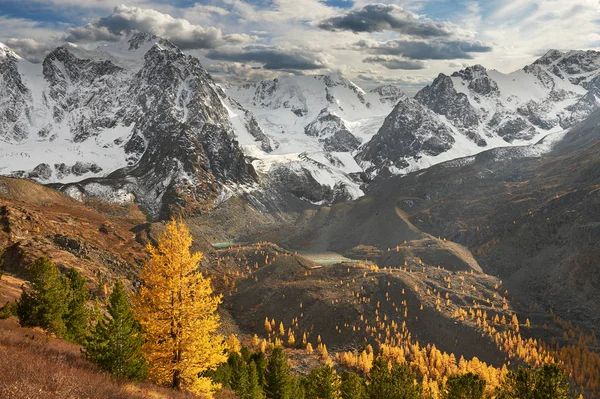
[64, 5, 251, 49]
[319, 4, 452, 37]
[362, 56, 426, 70]
[206, 45, 329, 70]
[355, 39, 492, 60]
[5, 38, 55, 63]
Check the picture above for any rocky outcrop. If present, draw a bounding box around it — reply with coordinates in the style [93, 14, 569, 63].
[0, 36, 256, 220]
[356, 98, 455, 176]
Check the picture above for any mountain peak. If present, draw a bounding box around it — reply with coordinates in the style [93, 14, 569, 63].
[533, 49, 566, 65]
[0, 42, 21, 60]
[451, 64, 487, 80]
[127, 31, 158, 50]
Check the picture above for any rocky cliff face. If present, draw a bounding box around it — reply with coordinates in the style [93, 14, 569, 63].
[356, 98, 455, 176]
[224, 73, 402, 204]
[0, 44, 32, 142]
[0, 34, 256, 219]
[1, 37, 600, 215]
[357, 50, 600, 178]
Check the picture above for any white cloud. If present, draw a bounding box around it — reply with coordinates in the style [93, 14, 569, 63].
[5, 38, 56, 63]
[2, 0, 599, 85]
[64, 5, 253, 49]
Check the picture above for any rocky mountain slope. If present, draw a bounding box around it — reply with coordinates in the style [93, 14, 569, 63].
[267, 108, 600, 337]
[0, 34, 256, 219]
[1, 32, 600, 216]
[224, 75, 404, 203]
[358, 50, 600, 177]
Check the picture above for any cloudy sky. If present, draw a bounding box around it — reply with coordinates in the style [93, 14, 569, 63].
[1, 0, 599, 93]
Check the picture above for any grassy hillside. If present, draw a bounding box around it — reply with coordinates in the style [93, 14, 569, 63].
[0, 318, 203, 398]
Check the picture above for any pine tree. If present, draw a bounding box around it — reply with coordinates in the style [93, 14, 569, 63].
[533, 364, 571, 399]
[291, 376, 306, 399]
[16, 257, 68, 336]
[133, 219, 227, 397]
[367, 357, 422, 399]
[243, 362, 265, 399]
[340, 371, 367, 399]
[444, 373, 486, 399]
[496, 364, 571, 399]
[265, 347, 294, 399]
[306, 365, 342, 399]
[250, 351, 269, 388]
[63, 268, 90, 343]
[230, 352, 249, 394]
[83, 280, 147, 380]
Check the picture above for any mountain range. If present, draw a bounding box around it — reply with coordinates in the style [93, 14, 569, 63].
[1, 33, 599, 218]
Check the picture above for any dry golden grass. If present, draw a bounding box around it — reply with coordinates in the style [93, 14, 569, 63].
[0, 318, 204, 399]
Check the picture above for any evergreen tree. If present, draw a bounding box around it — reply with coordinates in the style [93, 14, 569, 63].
[63, 267, 90, 343]
[496, 364, 571, 399]
[133, 219, 227, 397]
[340, 371, 367, 399]
[251, 351, 269, 388]
[388, 362, 422, 399]
[291, 376, 306, 399]
[533, 364, 571, 399]
[230, 352, 249, 394]
[444, 373, 486, 399]
[265, 347, 294, 399]
[83, 280, 147, 380]
[367, 357, 422, 399]
[306, 365, 342, 399]
[243, 362, 265, 399]
[16, 257, 68, 336]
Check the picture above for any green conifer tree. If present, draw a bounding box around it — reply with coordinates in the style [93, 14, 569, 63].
[367, 357, 422, 399]
[340, 371, 367, 399]
[83, 280, 147, 380]
[230, 352, 250, 394]
[243, 361, 265, 399]
[306, 365, 342, 399]
[265, 347, 294, 399]
[496, 364, 571, 399]
[63, 268, 90, 343]
[251, 352, 268, 387]
[291, 376, 306, 399]
[444, 373, 486, 399]
[16, 257, 68, 336]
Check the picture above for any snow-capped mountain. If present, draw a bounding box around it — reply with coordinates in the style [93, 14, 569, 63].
[223, 74, 404, 201]
[357, 50, 600, 177]
[0, 33, 255, 219]
[1, 33, 599, 216]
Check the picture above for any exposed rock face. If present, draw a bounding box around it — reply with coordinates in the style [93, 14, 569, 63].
[270, 164, 334, 204]
[0, 34, 256, 219]
[225, 73, 402, 204]
[415, 73, 480, 131]
[356, 98, 455, 176]
[0, 44, 32, 142]
[369, 84, 406, 105]
[304, 108, 361, 152]
[452, 64, 500, 96]
[351, 51, 600, 180]
[2, 38, 600, 213]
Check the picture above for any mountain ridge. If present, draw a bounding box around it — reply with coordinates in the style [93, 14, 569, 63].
[1, 35, 599, 217]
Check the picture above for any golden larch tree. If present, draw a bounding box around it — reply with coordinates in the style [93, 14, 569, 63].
[134, 219, 227, 397]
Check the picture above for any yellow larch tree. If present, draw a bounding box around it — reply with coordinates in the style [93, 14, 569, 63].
[134, 219, 227, 397]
